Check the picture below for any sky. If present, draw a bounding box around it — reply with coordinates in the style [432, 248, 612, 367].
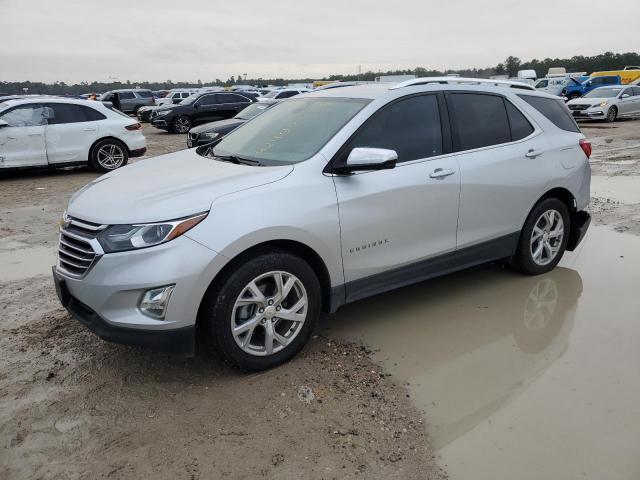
[2, 0, 639, 84]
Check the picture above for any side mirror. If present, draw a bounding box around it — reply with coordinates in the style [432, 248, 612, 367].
[0, 119, 8, 128]
[621, 93, 631, 99]
[586, 81, 592, 86]
[334, 147, 397, 174]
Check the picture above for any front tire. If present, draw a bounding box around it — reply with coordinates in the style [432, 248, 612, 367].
[200, 251, 321, 371]
[606, 106, 617, 123]
[513, 198, 569, 275]
[172, 115, 192, 133]
[89, 138, 129, 172]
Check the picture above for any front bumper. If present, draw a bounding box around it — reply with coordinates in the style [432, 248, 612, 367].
[151, 117, 170, 129]
[53, 234, 227, 356]
[571, 109, 606, 120]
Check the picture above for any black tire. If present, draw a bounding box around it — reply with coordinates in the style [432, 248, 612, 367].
[172, 115, 192, 134]
[605, 106, 617, 123]
[89, 138, 129, 172]
[200, 250, 321, 371]
[512, 198, 570, 276]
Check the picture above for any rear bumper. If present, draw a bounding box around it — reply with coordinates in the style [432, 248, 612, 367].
[130, 147, 147, 157]
[566, 211, 591, 251]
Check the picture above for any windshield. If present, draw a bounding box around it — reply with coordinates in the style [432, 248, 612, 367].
[180, 94, 199, 105]
[211, 97, 370, 165]
[235, 102, 272, 120]
[261, 91, 280, 98]
[584, 87, 623, 98]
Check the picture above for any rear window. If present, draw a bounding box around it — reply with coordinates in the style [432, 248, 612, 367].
[517, 95, 580, 133]
[136, 91, 153, 98]
[449, 93, 511, 150]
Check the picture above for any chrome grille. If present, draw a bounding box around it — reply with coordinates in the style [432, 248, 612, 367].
[568, 104, 590, 111]
[57, 216, 106, 278]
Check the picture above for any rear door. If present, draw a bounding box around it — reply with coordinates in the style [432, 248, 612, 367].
[216, 93, 252, 119]
[632, 87, 640, 113]
[44, 103, 102, 164]
[333, 93, 460, 289]
[0, 103, 48, 168]
[448, 92, 545, 249]
[617, 87, 636, 116]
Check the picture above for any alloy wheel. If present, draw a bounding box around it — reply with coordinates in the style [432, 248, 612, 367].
[231, 271, 308, 356]
[530, 209, 564, 266]
[175, 117, 191, 133]
[96, 143, 125, 170]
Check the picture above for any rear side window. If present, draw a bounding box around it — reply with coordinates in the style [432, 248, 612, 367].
[136, 91, 153, 98]
[448, 93, 510, 150]
[505, 100, 534, 141]
[46, 103, 106, 124]
[517, 95, 580, 133]
[346, 94, 442, 163]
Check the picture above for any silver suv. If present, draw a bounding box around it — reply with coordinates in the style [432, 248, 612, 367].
[52, 78, 591, 371]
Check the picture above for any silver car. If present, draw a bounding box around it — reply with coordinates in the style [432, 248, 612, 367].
[52, 78, 592, 371]
[567, 85, 640, 122]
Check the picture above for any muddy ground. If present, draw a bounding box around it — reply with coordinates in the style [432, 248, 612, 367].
[1, 117, 639, 479]
[0, 125, 445, 480]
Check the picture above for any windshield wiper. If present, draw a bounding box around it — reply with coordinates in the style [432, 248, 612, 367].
[215, 154, 263, 166]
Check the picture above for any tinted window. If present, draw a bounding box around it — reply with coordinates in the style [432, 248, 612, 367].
[621, 88, 633, 97]
[136, 91, 153, 98]
[46, 103, 106, 124]
[535, 80, 548, 88]
[605, 77, 617, 85]
[518, 95, 580, 133]
[230, 94, 251, 103]
[449, 93, 510, 150]
[505, 100, 534, 141]
[118, 92, 135, 100]
[590, 78, 603, 85]
[277, 91, 299, 99]
[347, 94, 442, 163]
[0, 104, 46, 127]
[632, 87, 640, 96]
[197, 94, 218, 106]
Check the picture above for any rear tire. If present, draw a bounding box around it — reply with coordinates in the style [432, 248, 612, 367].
[512, 198, 569, 275]
[89, 138, 129, 172]
[605, 106, 617, 123]
[200, 250, 321, 371]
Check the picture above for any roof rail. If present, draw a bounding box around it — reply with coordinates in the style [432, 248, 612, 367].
[389, 76, 536, 91]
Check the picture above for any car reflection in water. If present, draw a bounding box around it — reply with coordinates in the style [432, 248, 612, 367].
[325, 265, 582, 450]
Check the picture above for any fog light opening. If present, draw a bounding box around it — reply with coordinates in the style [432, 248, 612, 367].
[139, 285, 175, 319]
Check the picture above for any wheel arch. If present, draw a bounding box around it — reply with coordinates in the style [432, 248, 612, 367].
[89, 136, 131, 159]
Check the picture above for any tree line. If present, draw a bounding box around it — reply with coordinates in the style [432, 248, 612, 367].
[1, 51, 638, 96]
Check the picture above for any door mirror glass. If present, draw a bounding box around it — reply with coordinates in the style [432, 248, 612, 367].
[621, 93, 630, 99]
[0, 119, 8, 128]
[335, 147, 397, 174]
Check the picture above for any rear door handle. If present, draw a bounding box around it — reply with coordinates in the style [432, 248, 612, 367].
[429, 168, 455, 179]
[82, 128, 97, 132]
[525, 149, 543, 159]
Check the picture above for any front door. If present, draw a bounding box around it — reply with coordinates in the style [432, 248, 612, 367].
[617, 87, 636, 116]
[0, 103, 47, 168]
[332, 94, 460, 293]
[192, 94, 223, 124]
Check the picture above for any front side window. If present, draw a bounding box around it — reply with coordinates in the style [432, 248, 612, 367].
[0, 104, 46, 127]
[118, 92, 135, 100]
[197, 94, 217, 106]
[535, 80, 548, 88]
[449, 93, 510, 150]
[345, 94, 443, 163]
[212, 97, 369, 165]
[518, 95, 580, 133]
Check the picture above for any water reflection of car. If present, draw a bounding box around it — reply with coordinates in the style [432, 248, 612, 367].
[186, 100, 278, 148]
[327, 266, 583, 449]
[567, 85, 640, 122]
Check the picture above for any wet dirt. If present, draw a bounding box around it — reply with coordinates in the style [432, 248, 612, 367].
[326, 226, 640, 480]
[0, 124, 445, 480]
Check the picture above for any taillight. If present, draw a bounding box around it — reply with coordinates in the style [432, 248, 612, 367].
[125, 123, 142, 131]
[579, 138, 592, 159]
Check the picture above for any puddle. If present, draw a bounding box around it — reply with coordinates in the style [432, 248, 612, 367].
[591, 175, 640, 204]
[0, 246, 57, 281]
[326, 226, 640, 480]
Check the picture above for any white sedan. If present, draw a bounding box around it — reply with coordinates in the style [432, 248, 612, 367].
[567, 85, 640, 122]
[0, 97, 146, 172]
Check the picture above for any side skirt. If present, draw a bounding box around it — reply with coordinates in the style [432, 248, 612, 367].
[329, 232, 520, 310]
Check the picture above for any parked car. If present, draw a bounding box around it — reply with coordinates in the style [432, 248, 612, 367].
[257, 88, 310, 100]
[187, 100, 278, 148]
[137, 90, 197, 122]
[0, 97, 146, 171]
[150, 91, 254, 133]
[567, 85, 640, 122]
[534, 76, 589, 96]
[561, 75, 621, 100]
[99, 89, 156, 114]
[53, 79, 591, 371]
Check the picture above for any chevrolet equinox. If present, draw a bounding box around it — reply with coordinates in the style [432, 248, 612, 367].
[53, 78, 591, 371]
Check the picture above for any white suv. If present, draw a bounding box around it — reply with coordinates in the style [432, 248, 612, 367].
[52, 78, 591, 371]
[0, 98, 146, 172]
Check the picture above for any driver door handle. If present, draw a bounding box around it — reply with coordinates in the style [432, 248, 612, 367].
[429, 168, 455, 179]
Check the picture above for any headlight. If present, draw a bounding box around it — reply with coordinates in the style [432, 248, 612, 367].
[97, 212, 207, 253]
[202, 132, 220, 140]
[157, 110, 171, 116]
[598, 101, 608, 108]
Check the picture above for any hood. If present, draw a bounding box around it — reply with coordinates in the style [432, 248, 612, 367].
[67, 149, 293, 224]
[568, 97, 608, 105]
[189, 118, 244, 135]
